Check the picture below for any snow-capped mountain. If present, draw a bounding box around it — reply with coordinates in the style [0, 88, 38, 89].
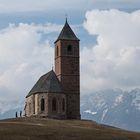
[81, 88, 140, 132]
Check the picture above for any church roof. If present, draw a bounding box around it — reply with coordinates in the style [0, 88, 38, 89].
[26, 70, 63, 97]
[55, 19, 79, 43]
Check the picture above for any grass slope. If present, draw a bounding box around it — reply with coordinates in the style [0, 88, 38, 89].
[0, 118, 139, 140]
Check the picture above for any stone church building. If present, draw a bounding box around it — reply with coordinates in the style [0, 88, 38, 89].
[25, 19, 80, 119]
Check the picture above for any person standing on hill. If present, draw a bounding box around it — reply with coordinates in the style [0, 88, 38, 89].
[15, 112, 18, 118]
[20, 111, 22, 117]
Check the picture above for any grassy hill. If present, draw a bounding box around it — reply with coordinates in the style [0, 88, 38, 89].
[0, 118, 139, 140]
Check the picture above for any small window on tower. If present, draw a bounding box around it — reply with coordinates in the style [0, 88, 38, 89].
[67, 45, 72, 54]
[56, 46, 59, 56]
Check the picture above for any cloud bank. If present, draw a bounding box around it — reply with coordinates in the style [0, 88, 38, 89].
[82, 9, 140, 93]
[0, 23, 62, 102]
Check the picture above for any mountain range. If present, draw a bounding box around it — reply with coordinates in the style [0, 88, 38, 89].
[81, 88, 140, 132]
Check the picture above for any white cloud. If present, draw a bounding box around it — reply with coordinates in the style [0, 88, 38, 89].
[82, 9, 140, 93]
[0, 22, 62, 105]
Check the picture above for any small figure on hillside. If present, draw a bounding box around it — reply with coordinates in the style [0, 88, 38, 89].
[15, 112, 18, 118]
[20, 111, 22, 117]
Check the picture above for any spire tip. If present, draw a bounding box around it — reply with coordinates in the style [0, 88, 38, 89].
[65, 14, 68, 23]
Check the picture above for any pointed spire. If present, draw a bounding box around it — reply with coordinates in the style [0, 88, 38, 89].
[55, 18, 79, 43]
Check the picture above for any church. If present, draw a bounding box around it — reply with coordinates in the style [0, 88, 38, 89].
[25, 19, 80, 119]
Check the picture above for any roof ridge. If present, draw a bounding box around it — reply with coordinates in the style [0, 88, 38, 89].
[40, 70, 52, 89]
[47, 70, 54, 92]
[26, 70, 62, 97]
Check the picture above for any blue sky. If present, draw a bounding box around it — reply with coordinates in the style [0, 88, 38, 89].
[0, 0, 140, 115]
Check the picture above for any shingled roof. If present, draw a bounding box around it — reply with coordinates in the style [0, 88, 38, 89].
[26, 70, 63, 97]
[55, 19, 79, 43]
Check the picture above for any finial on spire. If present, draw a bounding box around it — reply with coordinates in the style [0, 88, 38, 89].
[65, 14, 68, 23]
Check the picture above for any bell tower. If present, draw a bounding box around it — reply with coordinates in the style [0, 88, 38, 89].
[54, 19, 80, 119]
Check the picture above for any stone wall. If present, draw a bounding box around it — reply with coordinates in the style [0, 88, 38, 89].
[25, 95, 35, 117]
[48, 93, 66, 119]
[25, 92, 66, 119]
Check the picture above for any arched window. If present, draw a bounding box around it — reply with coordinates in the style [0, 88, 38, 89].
[62, 98, 65, 112]
[41, 98, 45, 111]
[56, 46, 59, 56]
[67, 45, 72, 54]
[52, 98, 57, 111]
